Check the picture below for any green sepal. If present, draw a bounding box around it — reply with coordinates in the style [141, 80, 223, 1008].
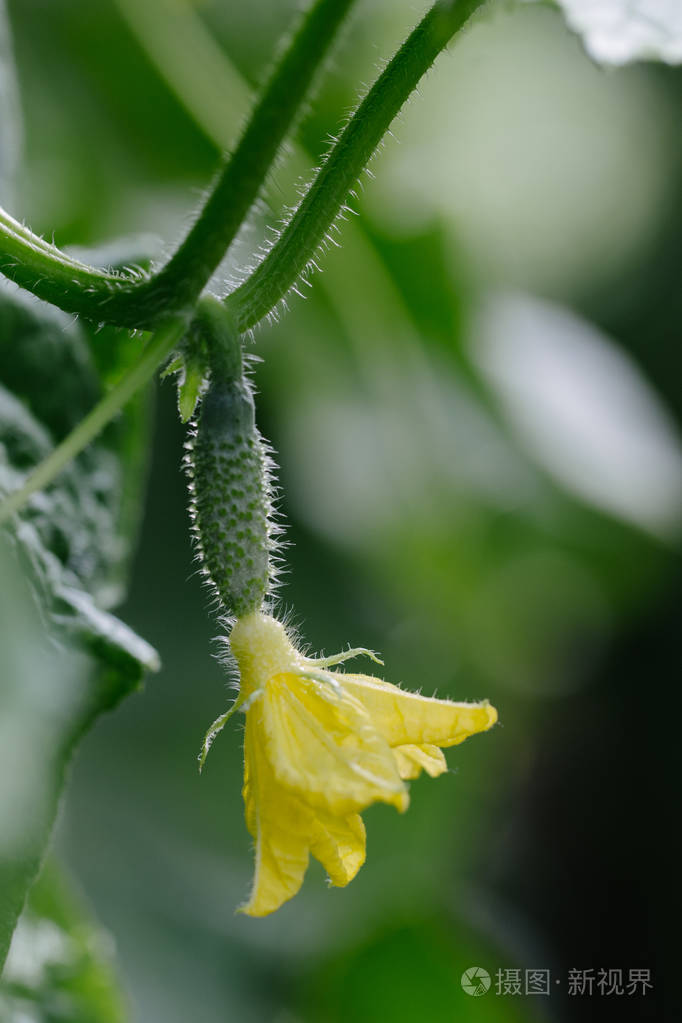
[174, 346, 209, 424]
[160, 293, 242, 423]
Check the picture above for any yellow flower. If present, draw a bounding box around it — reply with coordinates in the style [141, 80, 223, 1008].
[200, 612, 497, 917]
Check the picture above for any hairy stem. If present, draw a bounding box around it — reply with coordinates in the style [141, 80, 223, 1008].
[114, 0, 449, 392]
[112, 0, 251, 151]
[0, 0, 356, 329]
[0, 207, 137, 307]
[226, 0, 485, 331]
[0, 316, 188, 525]
[133, 0, 358, 314]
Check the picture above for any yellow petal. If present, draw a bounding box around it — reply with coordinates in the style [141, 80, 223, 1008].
[240, 715, 312, 917]
[261, 672, 408, 816]
[394, 743, 447, 780]
[310, 810, 366, 887]
[339, 675, 498, 749]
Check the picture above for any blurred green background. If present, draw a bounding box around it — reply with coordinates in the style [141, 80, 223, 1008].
[2, 0, 681, 1020]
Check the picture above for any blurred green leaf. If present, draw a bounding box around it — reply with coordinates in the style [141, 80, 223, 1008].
[0, 0, 21, 205]
[472, 291, 682, 540]
[273, 249, 676, 700]
[0, 536, 81, 970]
[1, 861, 126, 1021]
[299, 917, 538, 1023]
[0, 281, 158, 671]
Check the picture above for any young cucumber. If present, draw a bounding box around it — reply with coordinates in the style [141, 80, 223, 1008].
[187, 314, 276, 618]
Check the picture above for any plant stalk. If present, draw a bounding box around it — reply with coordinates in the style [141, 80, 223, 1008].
[0, 0, 357, 329]
[226, 0, 485, 331]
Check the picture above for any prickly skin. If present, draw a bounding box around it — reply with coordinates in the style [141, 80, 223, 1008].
[188, 375, 273, 617]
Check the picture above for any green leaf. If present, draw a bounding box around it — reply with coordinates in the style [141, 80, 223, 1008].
[0, 279, 158, 658]
[0, 537, 81, 969]
[0, 531, 154, 973]
[0, 272, 160, 967]
[1, 862, 127, 1022]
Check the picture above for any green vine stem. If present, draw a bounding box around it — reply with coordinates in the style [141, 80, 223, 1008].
[0, 0, 357, 329]
[226, 0, 485, 331]
[113, 0, 444, 389]
[0, 205, 134, 302]
[133, 0, 358, 316]
[0, 315, 188, 526]
[1, 0, 484, 338]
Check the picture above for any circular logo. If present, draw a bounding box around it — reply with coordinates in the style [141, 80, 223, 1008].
[461, 966, 491, 997]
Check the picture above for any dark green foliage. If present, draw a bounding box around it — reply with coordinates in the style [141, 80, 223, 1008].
[0, 280, 157, 973]
[187, 370, 275, 618]
[0, 282, 158, 671]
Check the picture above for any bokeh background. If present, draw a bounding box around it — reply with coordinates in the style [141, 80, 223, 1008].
[2, 0, 681, 1020]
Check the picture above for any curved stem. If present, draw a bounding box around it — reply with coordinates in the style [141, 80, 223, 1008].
[0, 0, 357, 329]
[114, 0, 451, 393]
[0, 315, 188, 526]
[135, 0, 357, 314]
[0, 208, 141, 314]
[198, 692, 248, 772]
[0, 208, 95, 267]
[226, 0, 485, 331]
